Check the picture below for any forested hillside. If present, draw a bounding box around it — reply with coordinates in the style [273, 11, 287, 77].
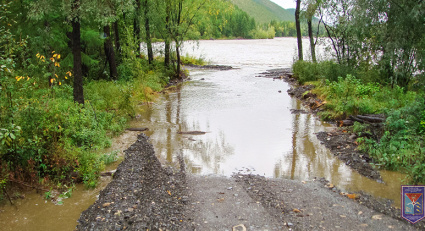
[230, 0, 294, 23]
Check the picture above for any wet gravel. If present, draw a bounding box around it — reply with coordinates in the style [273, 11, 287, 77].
[76, 133, 193, 230]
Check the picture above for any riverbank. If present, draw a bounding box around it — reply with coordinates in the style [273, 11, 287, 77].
[256, 68, 381, 181]
[76, 131, 423, 230]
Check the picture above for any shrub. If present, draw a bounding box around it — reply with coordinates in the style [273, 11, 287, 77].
[359, 97, 425, 183]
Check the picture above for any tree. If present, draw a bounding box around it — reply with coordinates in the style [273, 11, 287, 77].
[71, 0, 84, 104]
[295, 0, 303, 61]
[304, 0, 321, 63]
[143, 0, 154, 64]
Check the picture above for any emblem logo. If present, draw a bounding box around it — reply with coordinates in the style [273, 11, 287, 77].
[402, 185, 425, 224]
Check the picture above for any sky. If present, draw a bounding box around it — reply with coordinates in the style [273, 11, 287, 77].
[269, 0, 296, 9]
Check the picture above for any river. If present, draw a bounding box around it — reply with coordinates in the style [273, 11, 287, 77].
[0, 38, 406, 230]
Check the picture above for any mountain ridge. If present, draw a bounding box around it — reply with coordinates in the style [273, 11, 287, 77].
[229, 0, 295, 24]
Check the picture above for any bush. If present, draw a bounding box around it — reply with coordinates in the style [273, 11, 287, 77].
[292, 60, 353, 84]
[316, 75, 416, 119]
[359, 97, 425, 183]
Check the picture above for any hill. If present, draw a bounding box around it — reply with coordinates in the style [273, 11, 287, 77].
[230, 0, 295, 24]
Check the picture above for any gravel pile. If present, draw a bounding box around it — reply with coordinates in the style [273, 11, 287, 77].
[76, 133, 192, 231]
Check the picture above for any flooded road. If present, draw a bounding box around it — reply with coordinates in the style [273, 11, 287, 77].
[0, 38, 406, 230]
[133, 38, 406, 205]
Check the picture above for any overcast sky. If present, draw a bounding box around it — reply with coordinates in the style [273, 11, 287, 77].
[269, 0, 296, 9]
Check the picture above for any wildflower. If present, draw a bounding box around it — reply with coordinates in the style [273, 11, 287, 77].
[27, 76, 30, 81]
[55, 74, 58, 78]
[52, 51, 55, 54]
[53, 54, 57, 58]
[36, 53, 40, 58]
[66, 71, 72, 76]
[50, 57, 55, 62]
[59, 82, 62, 86]
[57, 54, 61, 59]
[50, 78, 55, 84]
[65, 76, 68, 79]
[55, 62, 60, 67]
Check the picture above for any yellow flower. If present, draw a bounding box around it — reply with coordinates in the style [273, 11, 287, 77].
[36, 53, 40, 58]
[59, 82, 62, 86]
[52, 51, 55, 54]
[50, 78, 55, 84]
[55, 74, 58, 78]
[50, 57, 55, 62]
[53, 54, 57, 58]
[27, 76, 30, 81]
[40, 55, 45, 60]
[55, 62, 60, 67]
[66, 71, 72, 76]
[57, 54, 61, 59]
[65, 76, 68, 79]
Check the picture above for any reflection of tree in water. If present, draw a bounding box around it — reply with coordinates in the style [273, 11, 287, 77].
[146, 85, 234, 175]
[274, 98, 346, 182]
[183, 130, 234, 175]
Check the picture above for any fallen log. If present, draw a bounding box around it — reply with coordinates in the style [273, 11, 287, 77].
[356, 115, 385, 123]
[126, 127, 149, 131]
[339, 120, 354, 127]
[177, 131, 207, 135]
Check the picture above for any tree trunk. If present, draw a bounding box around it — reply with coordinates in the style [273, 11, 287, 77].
[295, 0, 303, 61]
[71, 1, 84, 104]
[104, 24, 118, 80]
[164, 1, 171, 68]
[133, 0, 141, 54]
[307, 17, 316, 62]
[113, 21, 121, 55]
[144, 0, 153, 64]
[176, 42, 181, 78]
[164, 40, 170, 68]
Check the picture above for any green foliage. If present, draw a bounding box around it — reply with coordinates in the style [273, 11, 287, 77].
[292, 60, 352, 84]
[251, 26, 275, 39]
[180, 54, 207, 66]
[358, 98, 425, 183]
[317, 74, 416, 119]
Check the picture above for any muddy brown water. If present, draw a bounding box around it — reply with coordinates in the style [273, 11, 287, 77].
[0, 38, 407, 230]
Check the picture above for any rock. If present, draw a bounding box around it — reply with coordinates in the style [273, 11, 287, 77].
[372, 214, 383, 220]
[293, 208, 301, 213]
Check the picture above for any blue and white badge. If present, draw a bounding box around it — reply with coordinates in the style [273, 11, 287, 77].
[402, 185, 425, 224]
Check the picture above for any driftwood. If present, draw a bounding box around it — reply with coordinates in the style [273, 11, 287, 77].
[356, 115, 385, 123]
[340, 114, 385, 127]
[349, 114, 386, 127]
[339, 120, 354, 127]
[126, 127, 149, 131]
[100, 170, 116, 177]
[177, 131, 207, 135]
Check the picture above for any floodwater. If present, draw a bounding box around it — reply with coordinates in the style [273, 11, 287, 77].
[0, 38, 407, 231]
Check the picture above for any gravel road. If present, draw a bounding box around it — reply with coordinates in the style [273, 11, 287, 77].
[76, 133, 423, 231]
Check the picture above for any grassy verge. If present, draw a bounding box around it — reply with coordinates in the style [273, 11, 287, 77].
[0, 58, 170, 198]
[293, 60, 425, 184]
